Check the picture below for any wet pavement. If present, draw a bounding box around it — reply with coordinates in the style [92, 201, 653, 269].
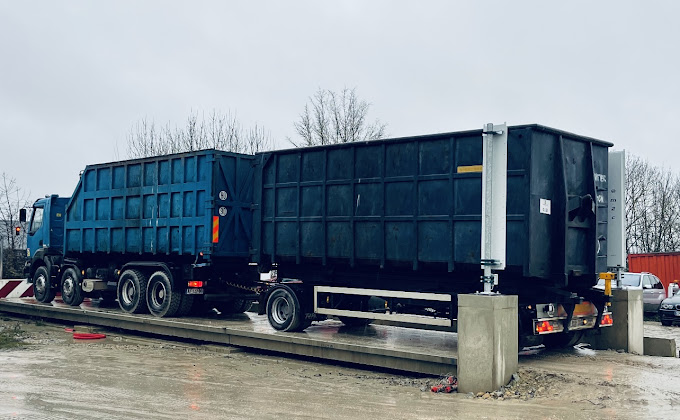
[1, 295, 680, 419]
[1, 316, 680, 419]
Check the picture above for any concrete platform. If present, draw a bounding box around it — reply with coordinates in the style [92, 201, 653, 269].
[0, 297, 457, 375]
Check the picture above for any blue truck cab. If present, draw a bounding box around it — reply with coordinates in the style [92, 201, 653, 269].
[23, 195, 69, 298]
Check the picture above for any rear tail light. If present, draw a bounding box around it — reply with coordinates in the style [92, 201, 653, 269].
[600, 313, 613, 326]
[535, 320, 564, 334]
[536, 321, 554, 333]
[188, 281, 203, 288]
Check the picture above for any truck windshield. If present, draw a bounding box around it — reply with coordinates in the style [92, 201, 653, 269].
[29, 207, 44, 234]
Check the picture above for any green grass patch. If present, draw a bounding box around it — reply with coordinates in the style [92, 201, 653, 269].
[0, 323, 26, 349]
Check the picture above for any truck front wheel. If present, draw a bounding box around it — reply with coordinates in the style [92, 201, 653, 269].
[117, 270, 148, 314]
[60, 268, 84, 306]
[33, 266, 55, 304]
[266, 286, 308, 332]
[146, 271, 182, 318]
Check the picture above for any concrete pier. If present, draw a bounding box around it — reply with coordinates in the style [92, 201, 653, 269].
[585, 289, 644, 354]
[457, 294, 518, 393]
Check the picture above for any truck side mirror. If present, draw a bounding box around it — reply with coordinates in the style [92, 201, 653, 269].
[19, 208, 27, 223]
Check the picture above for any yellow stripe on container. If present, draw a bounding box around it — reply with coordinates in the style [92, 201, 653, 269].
[457, 165, 483, 173]
[212, 216, 219, 243]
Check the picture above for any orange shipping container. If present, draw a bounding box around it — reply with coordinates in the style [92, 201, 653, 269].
[628, 253, 680, 295]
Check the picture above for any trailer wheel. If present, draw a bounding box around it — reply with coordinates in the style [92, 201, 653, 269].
[266, 286, 306, 332]
[60, 268, 84, 306]
[117, 269, 148, 314]
[33, 266, 56, 304]
[542, 331, 584, 349]
[146, 270, 182, 318]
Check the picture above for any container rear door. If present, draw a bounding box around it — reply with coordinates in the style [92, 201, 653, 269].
[211, 153, 254, 258]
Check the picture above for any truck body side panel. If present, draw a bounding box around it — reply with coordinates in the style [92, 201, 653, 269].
[252, 125, 612, 291]
[64, 150, 254, 260]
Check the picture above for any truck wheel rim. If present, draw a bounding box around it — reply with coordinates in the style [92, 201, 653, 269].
[35, 274, 46, 294]
[150, 282, 166, 309]
[271, 296, 290, 325]
[121, 280, 136, 305]
[63, 276, 74, 297]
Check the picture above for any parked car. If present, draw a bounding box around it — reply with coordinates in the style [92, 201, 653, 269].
[659, 290, 680, 326]
[595, 272, 666, 313]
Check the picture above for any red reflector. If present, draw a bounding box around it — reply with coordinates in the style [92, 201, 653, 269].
[188, 281, 203, 288]
[600, 314, 613, 325]
[536, 320, 554, 333]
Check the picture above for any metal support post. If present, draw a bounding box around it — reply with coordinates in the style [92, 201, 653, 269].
[480, 123, 507, 293]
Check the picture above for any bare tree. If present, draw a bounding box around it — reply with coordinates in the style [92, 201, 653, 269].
[126, 110, 272, 158]
[292, 87, 387, 146]
[0, 173, 30, 277]
[625, 154, 680, 255]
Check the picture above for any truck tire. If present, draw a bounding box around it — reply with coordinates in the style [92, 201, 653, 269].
[33, 266, 56, 304]
[266, 286, 307, 332]
[542, 331, 584, 349]
[117, 269, 148, 314]
[146, 270, 182, 318]
[60, 268, 84, 306]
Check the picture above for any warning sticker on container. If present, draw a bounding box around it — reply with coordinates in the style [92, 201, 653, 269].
[540, 199, 551, 215]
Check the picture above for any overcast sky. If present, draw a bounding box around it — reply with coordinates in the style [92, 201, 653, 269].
[1, 0, 678, 198]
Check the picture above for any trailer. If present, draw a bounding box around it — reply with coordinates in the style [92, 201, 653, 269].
[20, 124, 614, 348]
[251, 124, 614, 347]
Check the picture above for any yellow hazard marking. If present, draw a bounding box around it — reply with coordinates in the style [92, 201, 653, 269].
[212, 216, 219, 243]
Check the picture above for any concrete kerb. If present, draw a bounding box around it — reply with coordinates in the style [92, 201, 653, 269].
[643, 337, 677, 358]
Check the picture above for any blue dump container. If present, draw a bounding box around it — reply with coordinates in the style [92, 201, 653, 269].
[65, 150, 254, 261]
[252, 125, 612, 290]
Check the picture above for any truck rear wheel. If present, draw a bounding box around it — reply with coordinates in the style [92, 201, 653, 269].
[146, 271, 182, 318]
[33, 266, 56, 304]
[60, 268, 84, 306]
[266, 286, 307, 332]
[117, 269, 148, 314]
